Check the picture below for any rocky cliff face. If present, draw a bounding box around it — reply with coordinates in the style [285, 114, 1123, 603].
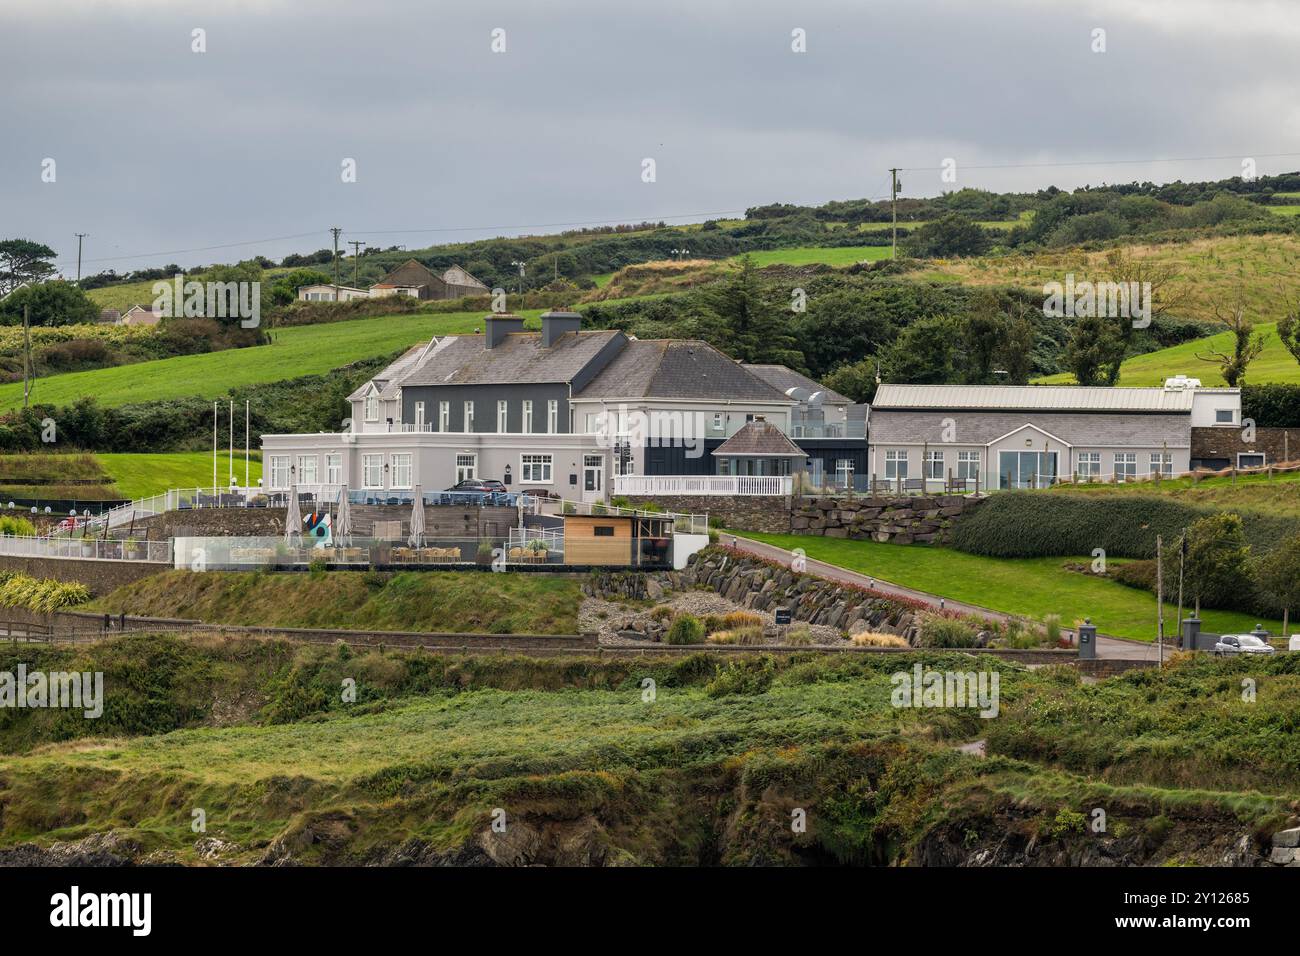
[585, 547, 923, 637]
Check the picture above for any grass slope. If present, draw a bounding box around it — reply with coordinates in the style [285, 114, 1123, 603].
[0, 311, 544, 413]
[731, 245, 894, 267]
[1038, 320, 1300, 386]
[736, 533, 1282, 641]
[0, 637, 1294, 863]
[99, 452, 263, 499]
[87, 569, 581, 634]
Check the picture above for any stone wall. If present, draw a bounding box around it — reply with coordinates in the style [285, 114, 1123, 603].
[0, 556, 167, 595]
[792, 495, 984, 544]
[620, 495, 791, 533]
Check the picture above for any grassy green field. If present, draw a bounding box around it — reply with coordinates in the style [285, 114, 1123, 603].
[736, 533, 1282, 641]
[99, 451, 263, 499]
[0, 635, 1294, 864]
[88, 569, 580, 634]
[732, 245, 894, 267]
[0, 310, 543, 413]
[1038, 320, 1300, 386]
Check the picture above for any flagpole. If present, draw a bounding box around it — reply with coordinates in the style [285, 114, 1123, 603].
[228, 399, 234, 489]
[245, 400, 250, 490]
[212, 401, 218, 497]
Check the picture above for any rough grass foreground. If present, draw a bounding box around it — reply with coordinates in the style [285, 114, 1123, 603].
[0, 634, 1296, 865]
[85, 568, 581, 635]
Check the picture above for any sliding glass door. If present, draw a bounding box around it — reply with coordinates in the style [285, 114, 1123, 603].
[997, 450, 1058, 489]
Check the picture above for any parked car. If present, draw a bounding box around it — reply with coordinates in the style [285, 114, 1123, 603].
[520, 488, 561, 500]
[1213, 634, 1276, 656]
[444, 479, 507, 493]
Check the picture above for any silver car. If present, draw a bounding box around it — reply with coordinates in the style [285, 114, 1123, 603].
[1213, 634, 1276, 656]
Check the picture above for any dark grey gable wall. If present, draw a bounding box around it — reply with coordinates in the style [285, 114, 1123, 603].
[401, 383, 572, 433]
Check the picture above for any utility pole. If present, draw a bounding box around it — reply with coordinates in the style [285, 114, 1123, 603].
[1176, 529, 1186, 652]
[74, 233, 88, 283]
[330, 226, 343, 286]
[889, 168, 900, 259]
[348, 241, 366, 287]
[22, 305, 32, 408]
[1156, 534, 1165, 665]
[511, 260, 526, 295]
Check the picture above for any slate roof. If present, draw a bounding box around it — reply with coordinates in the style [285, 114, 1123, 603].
[375, 259, 443, 290]
[868, 408, 1192, 447]
[712, 420, 807, 458]
[347, 343, 429, 402]
[397, 329, 623, 387]
[743, 364, 851, 404]
[574, 340, 792, 402]
[872, 383, 1201, 413]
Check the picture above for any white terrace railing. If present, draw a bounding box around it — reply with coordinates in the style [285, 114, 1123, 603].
[613, 475, 792, 497]
[0, 534, 172, 563]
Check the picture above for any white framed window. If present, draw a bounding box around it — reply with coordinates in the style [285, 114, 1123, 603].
[957, 451, 980, 481]
[1215, 409, 1235, 424]
[835, 459, 854, 486]
[362, 454, 384, 489]
[885, 449, 908, 480]
[414, 402, 425, 429]
[497, 400, 508, 433]
[464, 401, 474, 431]
[547, 400, 558, 434]
[455, 453, 476, 482]
[521, 453, 554, 483]
[1149, 452, 1172, 476]
[1115, 452, 1136, 481]
[326, 453, 342, 485]
[1076, 451, 1100, 479]
[364, 391, 379, 422]
[439, 401, 449, 432]
[523, 400, 533, 433]
[269, 455, 290, 490]
[924, 449, 944, 479]
[295, 455, 318, 485]
[712, 413, 724, 431]
[391, 453, 413, 489]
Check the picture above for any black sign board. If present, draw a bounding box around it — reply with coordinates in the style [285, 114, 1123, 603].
[774, 608, 792, 625]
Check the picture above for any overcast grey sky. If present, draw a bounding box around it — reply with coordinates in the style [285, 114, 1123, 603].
[2, 0, 1297, 274]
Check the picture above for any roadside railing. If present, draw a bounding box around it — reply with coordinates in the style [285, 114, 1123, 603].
[0, 534, 172, 562]
[613, 474, 790, 497]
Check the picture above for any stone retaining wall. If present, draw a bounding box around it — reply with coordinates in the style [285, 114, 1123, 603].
[0, 555, 167, 594]
[792, 494, 984, 544]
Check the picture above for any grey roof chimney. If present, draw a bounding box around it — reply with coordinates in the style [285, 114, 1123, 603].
[484, 313, 524, 349]
[541, 309, 582, 348]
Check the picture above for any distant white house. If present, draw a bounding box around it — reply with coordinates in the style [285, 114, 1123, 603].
[297, 284, 370, 303]
[868, 377, 1243, 490]
[118, 304, 161, 327]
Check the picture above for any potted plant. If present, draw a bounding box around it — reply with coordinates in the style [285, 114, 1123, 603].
[124, 538, 145, 560]
[476, 542, 496, 566]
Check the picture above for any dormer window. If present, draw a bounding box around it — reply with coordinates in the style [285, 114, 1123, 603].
[364, 390, 379, 422]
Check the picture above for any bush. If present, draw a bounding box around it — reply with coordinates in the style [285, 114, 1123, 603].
[1111, 559, 1158, 591]
[704, 658, 776, 697]
[850, 631, 909, 647]
[915, 613, 981, 648]
[721, 610, 764, 630]
[664, 613, 705, 645]
[784, 624, 814, 646]
[0, 572, 90, 612]
[0, 516, 36, 536]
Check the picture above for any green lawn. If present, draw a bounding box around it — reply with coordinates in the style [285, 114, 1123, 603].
[99, 451, 263, 499]
[733, 245, 894, 267]
[736, 532, 1283, 642]
[1038, 320, 1300, 386]
[0, 310, 544, 413]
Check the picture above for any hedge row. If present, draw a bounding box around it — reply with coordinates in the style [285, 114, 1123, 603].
[0, 571, 90, 613]
[951, 492, 1300, 560]
[1242, 384, 1300, 429]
